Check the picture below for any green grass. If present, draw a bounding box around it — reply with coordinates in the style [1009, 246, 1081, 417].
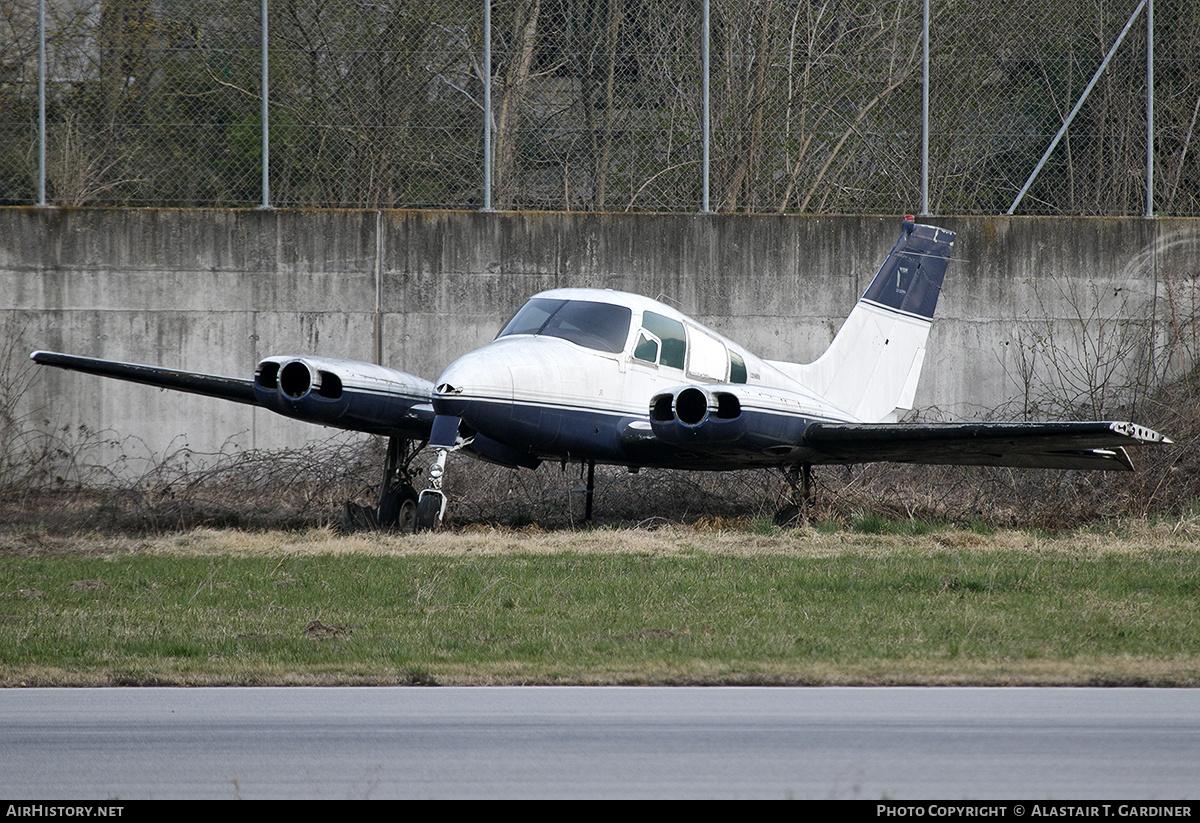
[850, 511, 941, 536]
[3, 529, 1199, 686]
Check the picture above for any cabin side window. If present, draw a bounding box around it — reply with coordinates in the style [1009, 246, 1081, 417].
[729, 352, 747, 384]
[686, 327, 727, 381]
[641, 311, 686, 369]
[633, 331, 661, 364]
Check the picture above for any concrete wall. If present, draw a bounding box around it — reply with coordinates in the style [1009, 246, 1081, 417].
[4, 208, 1198, 463]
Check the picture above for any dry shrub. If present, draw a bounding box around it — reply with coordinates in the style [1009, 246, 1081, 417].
[442, 460, 779, 530]
[2, 431, 387, 534]
[797, 374, 1198, 531]
[800, 459, 1179, 532]
[0, 428, 780, 533]
[2, 413, 1194, 535]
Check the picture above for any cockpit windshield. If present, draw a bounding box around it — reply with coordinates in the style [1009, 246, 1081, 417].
[497, 298, 632, 353]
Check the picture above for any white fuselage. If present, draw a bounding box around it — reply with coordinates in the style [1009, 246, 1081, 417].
[430, 288, 852, 468]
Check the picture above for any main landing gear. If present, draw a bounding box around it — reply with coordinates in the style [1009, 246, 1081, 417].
[343, 435, 423, 533]
[376, 436, 423, 531]
[774, 463, 813, 527]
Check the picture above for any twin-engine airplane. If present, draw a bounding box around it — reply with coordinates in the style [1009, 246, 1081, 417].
[31, 218, 1170, 530]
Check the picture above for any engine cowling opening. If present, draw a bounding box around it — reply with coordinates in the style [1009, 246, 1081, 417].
[674, 387, 709, 426]
[715, 391, 741, 420]
[651, 394, 675, 423]
[316, 370, 343, 400]
[279, 360, 315, 399]
[255, 360, 280, 390]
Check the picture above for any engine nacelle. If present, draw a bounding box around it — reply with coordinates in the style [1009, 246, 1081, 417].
[649, 386, 746, 445]
[253, 356, 434, 436]
[649, 383, 841, 459]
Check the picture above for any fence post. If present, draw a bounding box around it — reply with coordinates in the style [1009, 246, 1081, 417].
[259, 0, 272, 210]
[701, 0, 710, 213]
[920, 0, 930, 216]
[37, 0, 46, 207]
[482, 0, 492, 211]
[1146, 0, 1154, 218]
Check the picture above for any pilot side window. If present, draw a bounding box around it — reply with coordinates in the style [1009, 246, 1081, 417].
[497, 298, 632, 354]
[640, 311, 686, 369]
[498, 297, 562, 338]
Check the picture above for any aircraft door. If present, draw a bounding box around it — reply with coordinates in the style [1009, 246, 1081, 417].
[627, 311, 687, 403]
[631, 311, 687, 370]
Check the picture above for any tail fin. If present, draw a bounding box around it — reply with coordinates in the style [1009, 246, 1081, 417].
[784, 218, 956, 422]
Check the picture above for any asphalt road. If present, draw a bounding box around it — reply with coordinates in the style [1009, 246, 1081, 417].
[2, 687, 1197, 799]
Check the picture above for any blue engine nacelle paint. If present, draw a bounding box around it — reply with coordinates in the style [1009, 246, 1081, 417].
[253, 356, 434, 437]
[648, 384, 830, 460]
[649, 386, 748, 445]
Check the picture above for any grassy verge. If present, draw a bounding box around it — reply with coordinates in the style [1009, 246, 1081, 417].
[2, 520, 1199, 686]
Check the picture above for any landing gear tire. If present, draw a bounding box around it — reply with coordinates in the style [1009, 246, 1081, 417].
[378, 484, 419, 531]
[368, 436, 426, 532]
[376, 487, 420, 532]
[415, 492, 443, 532]
[396, 491, 418, 533]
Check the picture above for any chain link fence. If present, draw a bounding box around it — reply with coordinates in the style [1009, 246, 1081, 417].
[2, 0, 1196, 214]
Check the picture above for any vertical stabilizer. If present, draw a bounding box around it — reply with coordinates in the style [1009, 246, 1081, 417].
[785, 218, 956, 422]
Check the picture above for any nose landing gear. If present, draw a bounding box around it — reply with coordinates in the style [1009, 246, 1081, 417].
[415, 448, 449, 532]
[413, 414, 467, 532]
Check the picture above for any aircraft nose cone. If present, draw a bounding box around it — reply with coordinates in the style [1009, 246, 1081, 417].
[432, 350, 513, 418]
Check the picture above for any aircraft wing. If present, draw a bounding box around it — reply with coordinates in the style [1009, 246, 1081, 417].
[800, 420, 1171, 471]
[30, 350, 436, 439]
[644, 384, 1170, 471]
[32, 350, 259, 404]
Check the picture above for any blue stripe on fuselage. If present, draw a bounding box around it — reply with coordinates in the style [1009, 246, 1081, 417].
[458, 396, 839, 469]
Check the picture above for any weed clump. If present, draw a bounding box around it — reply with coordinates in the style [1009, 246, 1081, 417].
[0, 425, 1196, 536]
